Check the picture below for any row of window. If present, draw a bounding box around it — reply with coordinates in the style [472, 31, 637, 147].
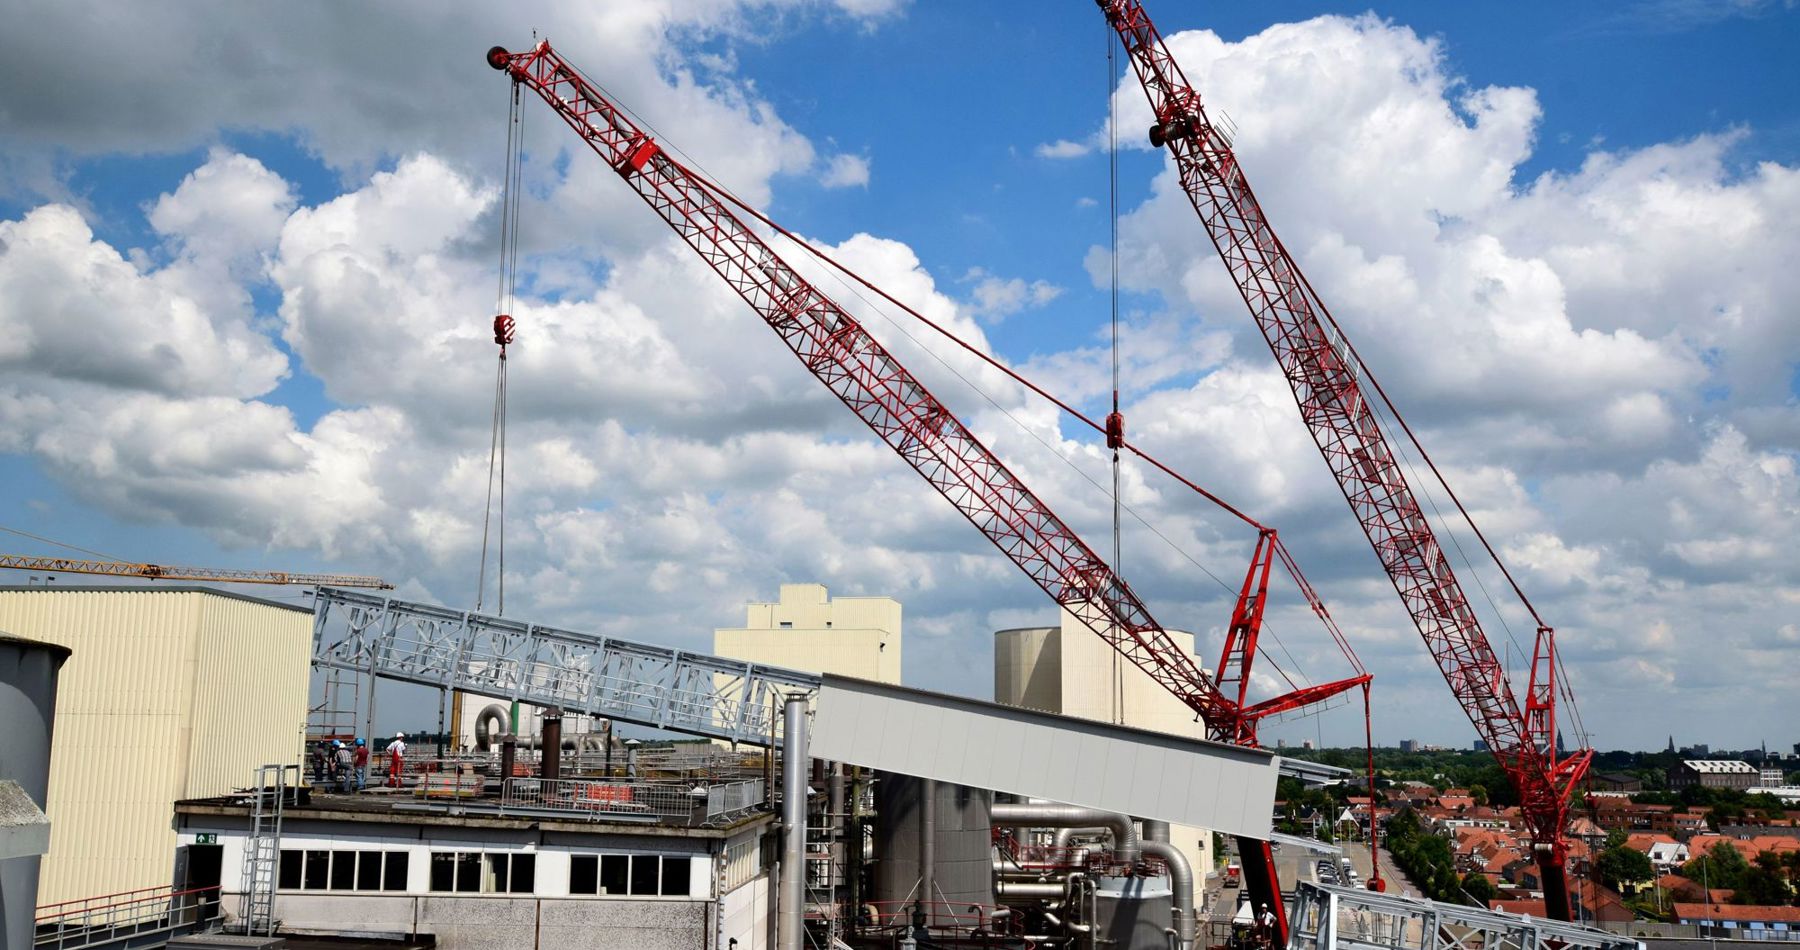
[278, 850, 409, 892]
[570, 854, 691, 896]
[275, 849, 691, 897]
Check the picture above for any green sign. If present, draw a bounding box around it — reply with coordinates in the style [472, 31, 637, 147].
[196, 833, 217, 845]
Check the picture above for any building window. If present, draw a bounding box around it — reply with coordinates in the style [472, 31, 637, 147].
[568, 853, 692, 897]
[429, 851, 536, 894]
[277, 849, 408, 892]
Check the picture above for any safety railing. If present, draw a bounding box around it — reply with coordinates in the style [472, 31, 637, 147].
[499, 777, 766, 824]
[34, 884, 220, 950]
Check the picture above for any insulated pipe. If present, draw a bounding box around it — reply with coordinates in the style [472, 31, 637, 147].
[997, 881, 1067, 900]
[1141, 840, 1197, 949]
[779, 694, 809, 950]
[994, 804, 1139, 864]
[474, 703, 512, 750]
[1143, 819, 1171, 843]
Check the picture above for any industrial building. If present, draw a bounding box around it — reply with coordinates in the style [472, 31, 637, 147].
[1668, 760, 1760, 790]
[996, 610, 1216, 901]
[174, 765, 775, 949]
[0, 587, 312, 906]
[714, 583, 902, 684]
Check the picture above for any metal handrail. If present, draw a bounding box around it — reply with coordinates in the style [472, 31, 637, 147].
[34, 885, 221, 950]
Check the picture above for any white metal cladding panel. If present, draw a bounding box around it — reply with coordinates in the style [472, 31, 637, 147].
[812, 677, 1277, 839]
[0, 590, 201, 905]
[186, 595, 311, 796]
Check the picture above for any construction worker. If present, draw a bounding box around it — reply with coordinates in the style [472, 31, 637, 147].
[1256, 903, 1277, 950]
[353, 738, 369, 791]
[310, 741, 328, 786]
[333, 740, 354, 793]
[386, 732, 408, 788]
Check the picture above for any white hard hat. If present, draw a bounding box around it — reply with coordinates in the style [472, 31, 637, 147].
[395, 732, 404, 739]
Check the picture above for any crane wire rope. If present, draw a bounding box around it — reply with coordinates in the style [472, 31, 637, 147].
[478, 80, 525, 617]
[1108, 25, 1126, 726]
[665, 149, 1329, 691]
[565, 63, 1331, 691]
[0, 525, 127, 562]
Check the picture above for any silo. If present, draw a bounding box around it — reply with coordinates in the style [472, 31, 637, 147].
[0, 632, 71, 950]
[872, 772, 993, 915]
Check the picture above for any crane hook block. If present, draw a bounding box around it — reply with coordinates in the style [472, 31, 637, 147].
[493, 314, 516, 347]
[487, 46, 513, 71]
[1105, 411, 1125, 450]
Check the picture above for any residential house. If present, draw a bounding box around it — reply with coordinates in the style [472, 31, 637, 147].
[1673, 903, 1800, 940]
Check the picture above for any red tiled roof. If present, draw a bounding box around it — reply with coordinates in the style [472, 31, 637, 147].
[1491, 899, 1548, 916]
[1674, 904, 1800, 924]
[1624, 832, 1679, 852]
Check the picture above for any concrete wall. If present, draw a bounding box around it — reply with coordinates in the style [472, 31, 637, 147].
[714, 583, 901, 684]
[0, 588, 311, 904]
[267, 893, 712, 949]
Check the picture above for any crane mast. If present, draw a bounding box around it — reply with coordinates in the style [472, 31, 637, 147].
[1095, 0, 1591, 919]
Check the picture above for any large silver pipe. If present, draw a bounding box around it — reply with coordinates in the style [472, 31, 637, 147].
[778, 694, 809, 950]
[997, 881, 1067, 899]
[994, 804, 1139, 864]
[1143, 818, 1171, 843]
[1140, 840, 1196, 949]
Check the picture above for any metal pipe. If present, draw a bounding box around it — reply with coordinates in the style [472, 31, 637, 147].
[1144, 819, 1171, 843]
[1141, 839, 1197, 949]
[998, 882, 1068, 899]
[993, 804, 1139, 864]
[778, 694, 809, 950]
[920, 777, 937, 931]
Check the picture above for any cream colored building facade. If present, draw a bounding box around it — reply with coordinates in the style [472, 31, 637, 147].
[0, 587, 312, 905]
[995, 609, 1215, 900]
[714, 583, 901, 684]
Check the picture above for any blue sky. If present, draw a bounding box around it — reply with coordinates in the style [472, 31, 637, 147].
[1, 0, 1797, 751]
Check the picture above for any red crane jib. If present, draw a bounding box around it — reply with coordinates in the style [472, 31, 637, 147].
[485, 40, 1236, 722]
[1096, 0, 1592, 920]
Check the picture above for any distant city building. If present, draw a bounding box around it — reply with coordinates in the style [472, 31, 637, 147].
[0, 586, 311, 906]
[1301, 739, 1316, 751]
[1761, 765, 1786, 786]
[1668, 760, 1758, 791]
[1680, 744, 1711, 757]
[994, 610, 1213, 902]
[1473, 739, 1489, 752]
[1399, 739, 1420, 753]
[713, 583, 902, 683]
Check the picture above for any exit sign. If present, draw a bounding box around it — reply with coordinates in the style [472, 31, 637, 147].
[196, 833, 217, 845]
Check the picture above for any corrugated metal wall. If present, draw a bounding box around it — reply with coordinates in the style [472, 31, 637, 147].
[0, 589, 309, 906]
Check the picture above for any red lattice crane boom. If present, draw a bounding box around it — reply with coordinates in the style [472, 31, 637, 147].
[1096, 0, 1592, 920]
[486, 41, 1376, 941]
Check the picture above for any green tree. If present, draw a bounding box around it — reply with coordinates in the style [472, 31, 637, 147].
[1733, 853, 1793, 907]
[1470, 784, 1489, 807]
[1595, 845, 1655, 894]
[1683, 841, 1750, 892]
[1462, 872, 1498, 906]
